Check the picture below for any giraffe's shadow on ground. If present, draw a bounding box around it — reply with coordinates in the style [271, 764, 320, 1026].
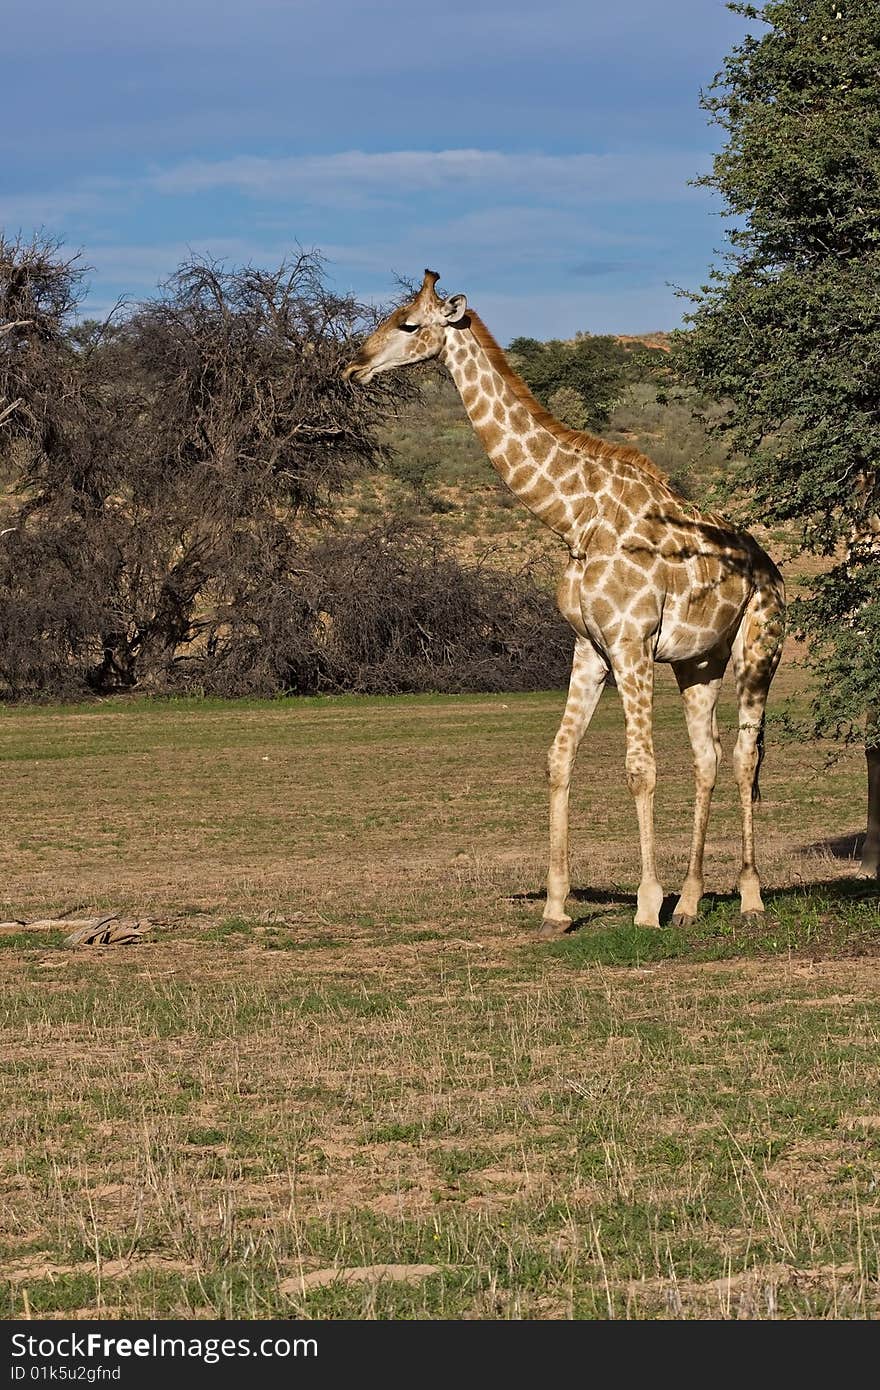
[507, 885, 637, 931]
[803, 831, 865, 861]
[508, 870, 880, 933]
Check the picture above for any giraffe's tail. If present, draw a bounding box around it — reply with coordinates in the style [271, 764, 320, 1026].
[751, 712, 766, 804]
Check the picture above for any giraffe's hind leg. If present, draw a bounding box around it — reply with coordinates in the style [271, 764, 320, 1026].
[671, 654, 727, 926]
[731, 582, 785, 919]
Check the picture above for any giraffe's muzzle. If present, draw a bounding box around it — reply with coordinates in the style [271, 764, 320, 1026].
[342, 360, 370, 384]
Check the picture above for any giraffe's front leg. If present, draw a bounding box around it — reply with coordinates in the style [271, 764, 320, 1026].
[540, 639, 607, 936]
[615, 645, 664, 928]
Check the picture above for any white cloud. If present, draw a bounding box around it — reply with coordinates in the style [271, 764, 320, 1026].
[149, 148, 708, 208]
[2, 148, 707, 253]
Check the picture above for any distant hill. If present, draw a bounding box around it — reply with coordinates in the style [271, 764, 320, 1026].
[614, 332, 672, 353]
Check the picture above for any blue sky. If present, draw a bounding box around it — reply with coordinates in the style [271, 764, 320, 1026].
[2, 1, 758, 340]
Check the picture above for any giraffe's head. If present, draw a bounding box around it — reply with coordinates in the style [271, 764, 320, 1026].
[342, 269, 467, 384]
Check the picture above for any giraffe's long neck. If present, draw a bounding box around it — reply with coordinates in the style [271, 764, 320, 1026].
[441, 314, 604, 547]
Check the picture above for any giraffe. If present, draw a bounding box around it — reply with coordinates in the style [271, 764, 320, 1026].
[343, 271, 786, 932]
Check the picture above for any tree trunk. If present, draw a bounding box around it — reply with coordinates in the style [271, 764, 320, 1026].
[860, 710, 880, 877]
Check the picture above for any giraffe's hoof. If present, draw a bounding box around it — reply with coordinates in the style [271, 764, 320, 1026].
[740, 910, 765, 923]
[671, 912, 696, 928]
[538, 918, 571, 938]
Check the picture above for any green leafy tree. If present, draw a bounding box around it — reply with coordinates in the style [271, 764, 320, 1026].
[507, 335, 627, 426]
[674, 0, 880, 875]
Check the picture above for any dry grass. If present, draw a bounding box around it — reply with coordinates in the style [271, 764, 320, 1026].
[1, 668, 878, 1319]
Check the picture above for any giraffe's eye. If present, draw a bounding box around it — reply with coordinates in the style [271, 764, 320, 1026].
[399, 322, 419, 334]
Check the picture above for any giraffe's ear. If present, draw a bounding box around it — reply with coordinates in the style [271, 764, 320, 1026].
[440, 293, 468, 324]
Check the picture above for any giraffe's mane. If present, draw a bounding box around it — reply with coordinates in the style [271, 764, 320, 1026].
[465, 312, 670, 486]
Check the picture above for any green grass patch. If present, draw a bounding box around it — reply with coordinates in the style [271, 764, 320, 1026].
[545, 881, 880, 968]
[1, 688, 879, 1318]
[0, 928, 68, 950]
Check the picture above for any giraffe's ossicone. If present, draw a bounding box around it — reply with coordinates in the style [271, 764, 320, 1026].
[344, 270, 786, 931]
